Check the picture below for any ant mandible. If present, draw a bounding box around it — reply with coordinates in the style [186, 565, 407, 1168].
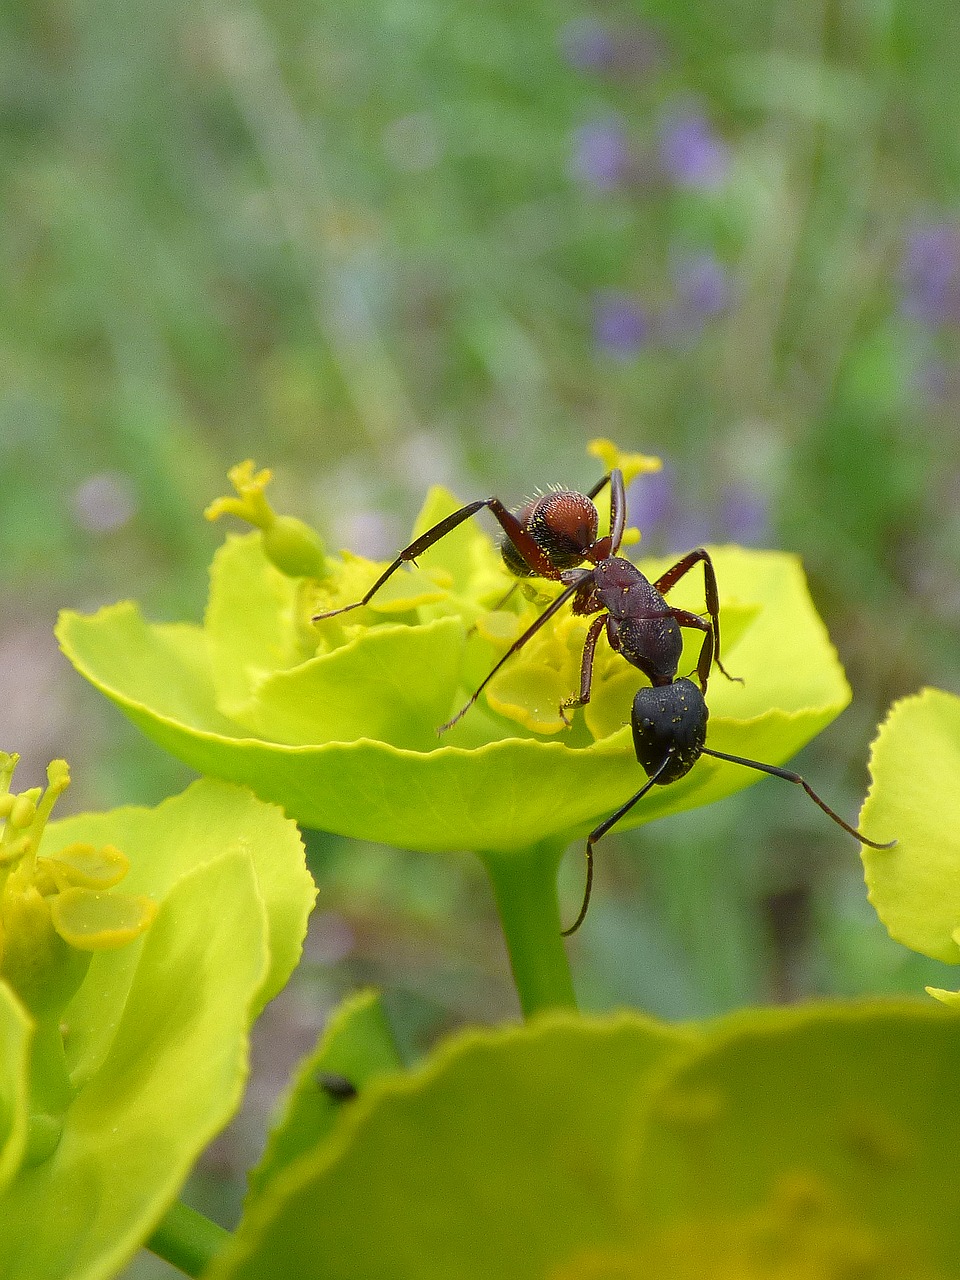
[314, 467, 740, 731]
[559, 676, 897, 936]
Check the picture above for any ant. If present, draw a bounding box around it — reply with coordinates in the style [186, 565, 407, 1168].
[559, 676, 897, 936]
[314, 467, 739, 732]
[312, 463, 894, 934]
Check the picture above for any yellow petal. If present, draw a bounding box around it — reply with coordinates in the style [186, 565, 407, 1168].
[587, 438, 662, 485]
[50, 889, 157, 951]
[39, 843, 130, 892]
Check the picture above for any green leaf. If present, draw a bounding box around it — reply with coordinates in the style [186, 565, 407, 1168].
[861, 688, 960, 963]
[626, 1002, 960, 1275]
[205, 534, 307, 719]
[229, 617, 465, 750]
[45, 779, 315, 1086]
[210, 1013, 693, 1280]
[0, 852, 269, 1280]
[0, 983, 31, 1197]
[56, 544, 850, 855]
[247, 989, 402, 1200]
[56, 601, 238, 734]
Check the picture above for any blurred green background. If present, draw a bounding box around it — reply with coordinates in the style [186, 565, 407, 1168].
[3, 0, 960, 1251]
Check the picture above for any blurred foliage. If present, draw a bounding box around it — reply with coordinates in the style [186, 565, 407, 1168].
[3, 0, 960, 1252]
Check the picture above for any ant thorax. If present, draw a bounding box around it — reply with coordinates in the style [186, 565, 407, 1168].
[593, 559, 684, 687]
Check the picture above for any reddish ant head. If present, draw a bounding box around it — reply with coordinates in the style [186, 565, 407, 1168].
[500, 491, 602, 578]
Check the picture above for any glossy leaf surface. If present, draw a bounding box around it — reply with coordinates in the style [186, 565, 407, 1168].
[0, 779, 314, 1280]
[0, 854, 268, 1280]
[628, 1002, 960, 1277]
[48, 779, 315, 1084]
[211, 1003, 960, 1280]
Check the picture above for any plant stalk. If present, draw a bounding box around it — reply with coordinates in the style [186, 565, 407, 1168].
[481, 838, 577, 1018]
[147, 1200, 232, 1277]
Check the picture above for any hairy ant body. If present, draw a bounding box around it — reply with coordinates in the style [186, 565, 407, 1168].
[314, 467, 739, 731]
[560, 677, 896, 935]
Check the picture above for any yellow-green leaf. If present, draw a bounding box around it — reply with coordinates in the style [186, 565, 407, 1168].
[861, 688, 960, 962]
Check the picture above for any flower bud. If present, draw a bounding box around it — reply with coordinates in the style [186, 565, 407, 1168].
[206, 460, 328, 579]
[262, 514, 326, 579]
[9, 793, 37, 830]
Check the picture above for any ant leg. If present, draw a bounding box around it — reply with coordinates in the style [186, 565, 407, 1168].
[490, 581, 520, 612]
[561, 755, 673, 936]
[654, 549, 742, 684]
[559, 613, 607, 724]
[607, 469, 626, 556]
[658, 606, 715, 693]
[700, 747, 897, 849]
[314, 499, 490, 620]
[438, 579, 582, 733]
[693, 625, 714, 694]
[314, 497, 558, 622]
[585, 469, 626, 557]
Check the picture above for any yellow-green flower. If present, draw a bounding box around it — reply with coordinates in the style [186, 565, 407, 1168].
[861, 687, 960, 1004]
[58, 441, 853, 1016]
[57, 445, 850, 856]
[0, 757, 315, 1280]
[0, 755, 155, 1031]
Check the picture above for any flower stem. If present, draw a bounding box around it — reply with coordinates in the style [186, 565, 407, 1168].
[481, 839, 577, 1018]
[147, 1200, 232, 1277]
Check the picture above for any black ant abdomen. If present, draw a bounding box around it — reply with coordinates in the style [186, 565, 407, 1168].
[632, 678, 708, 783]
[561, 674, 897, 937]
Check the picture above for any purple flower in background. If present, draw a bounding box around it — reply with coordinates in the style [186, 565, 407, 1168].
[570, 118, 632, 189]
[631, 462, 712, 554]
[632, 465, 773, 555]
[627, 464, 678, 536]
[659, 251, 733, 343]
[916, 357, 951, 402]
[560, 18, 618, 72]
[901, 223, 960, 326]
[71, 472, 137, 534]
[673, 252, 731, 318]
[718, 482, 770, 546]
[560, 17, 664, 77]
[593, 290, 649, 357]
[657, 105, 729, 189]
[663, 511, 714, 555]
[629, 464, 769, 553]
